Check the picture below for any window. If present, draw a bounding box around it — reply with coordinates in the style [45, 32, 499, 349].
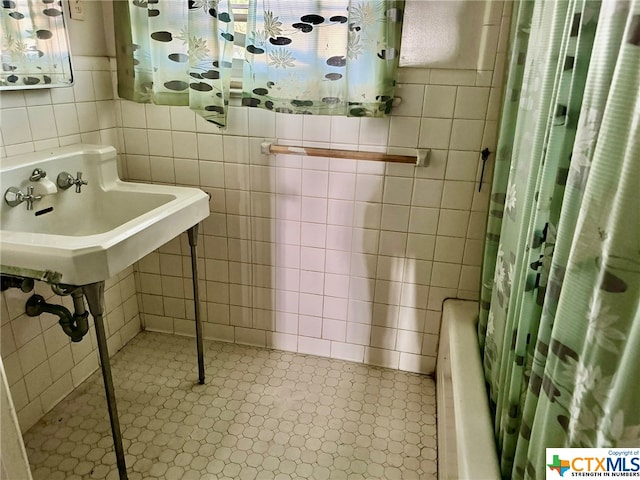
[230, 1, 249, 90]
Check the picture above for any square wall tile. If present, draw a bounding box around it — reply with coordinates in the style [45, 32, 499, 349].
[459, 265, 481, 291]
[403, 258, 433, 286]
[463, 238, 484, 266]
[370, 326, 396, 350]
[197, 133, 224, 162]
[431, 262, 462, 289]
[406, 233, 436, 261]
[355, 174, 384, 203]
[324, 273, 350, 299]
[438, 209, 470, 237]
[353, 203, 381, 230]
[172, 131, 198, 159]
[359, 117, 390, 146]
[328, 172, 356, 200]
[383, 176, 413, 205]
[1, 108, 32, 145]
[331, 342, 364, 363]
[145, 104, 171, 130]
[441, 181, 475, 210]
[298, 315, 322, 338]
[326, 225, 353, 252]
[350, 253, 377, 278]
[49, 86, 73, 104]
[434, 236, 466, 264]
[17, 336, 47, 375]
[72, 71, 95, 102]
[303, 115, 330, 143]
[323, 318, 346, 340]
[380, 205, 410, 232]
[300, 270, 324, 295]
[302, 170, 328, 197]
[347, 322, 371, 345]
[120, 100, 146, 128]
[446, 151, 480, 181]
[423, 85, 456, 118]
[400, 283, 429, 310]
[148, 130, 173, 157]
[276, 168, 304, 197]
[372, 303, 399, 328]
[346, 302, 373, 329]
[300, 247, 325, 272]
[388, 116, 420, 147]
[449, 119, 484, 151]
[396, 329, 422, 354]
[412, 179, 443, 208]
[392, 84, 424, 117]
[330, 116, 361, 144]
[325, 250, 351, 275]
[28, 106, 57, 141]
[378, 231, 407, 257]
[364, 347, 399, 370]
[301, 222, 326, 248]
[454, 87, 490, 120]
[276, 113, 303, 141]
[248, 108, 276, 138]
[327, 199, 354, 226]
[408, 207, 439, 235]
[170, 106, 196, 131]
[225, 107, 249, 137]
[301, 197, 328, 223]
[298, 336, 330, 357]
[376, 255, 404, 283]
[418, 118, 452, 150]
[174, 158, 200, 185]
[54, 104, 80, 137]
[24, 361, 53, 400]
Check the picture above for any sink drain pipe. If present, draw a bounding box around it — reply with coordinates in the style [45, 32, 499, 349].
[25, 291, 89, 342]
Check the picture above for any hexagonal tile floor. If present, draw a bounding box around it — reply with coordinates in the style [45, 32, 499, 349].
[23, 331, 437, 479]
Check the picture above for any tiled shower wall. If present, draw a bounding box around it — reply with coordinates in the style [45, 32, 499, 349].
[122, 3, 512, 374]
[0, 57, 141, 432]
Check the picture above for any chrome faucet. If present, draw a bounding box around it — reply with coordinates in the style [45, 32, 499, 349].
[4, 186, 42, 210]
[57, 171, 88, 193]
[30, 168, 47, 181]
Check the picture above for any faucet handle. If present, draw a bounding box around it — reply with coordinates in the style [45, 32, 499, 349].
[4, 186, 25, 207]
[57, 171, 88, 193]
[57, 172, 75, 190]
[75, 171, 88, 193]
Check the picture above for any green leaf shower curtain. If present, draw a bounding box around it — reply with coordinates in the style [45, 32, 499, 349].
[241, 0, 404, 116]
[113, 0, 235, 127]
[0, 0, 73, 87]
[479, 0, 640, 478]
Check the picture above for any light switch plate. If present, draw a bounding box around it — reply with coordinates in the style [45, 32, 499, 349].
[69, 0, 85, 20]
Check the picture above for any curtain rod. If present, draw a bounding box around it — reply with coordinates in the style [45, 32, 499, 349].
[261, 142, 430, 167]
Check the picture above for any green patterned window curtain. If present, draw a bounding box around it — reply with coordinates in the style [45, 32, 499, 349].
[0, 0, 73, 88]
[479, 0, 640, 478]
[113, 0, 235, 127]
[241, 0, 403, 117]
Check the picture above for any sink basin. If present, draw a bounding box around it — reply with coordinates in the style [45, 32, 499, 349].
[0, 144, 210, 285]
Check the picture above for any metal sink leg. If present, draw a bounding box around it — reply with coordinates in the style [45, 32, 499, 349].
[82, 282, 128, 480]
[188, 224, 205, 384]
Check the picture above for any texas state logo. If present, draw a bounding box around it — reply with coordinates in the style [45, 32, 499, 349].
[547, 448, 640, 479]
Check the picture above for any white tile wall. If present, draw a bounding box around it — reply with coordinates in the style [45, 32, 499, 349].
[0, 57, 140, 432]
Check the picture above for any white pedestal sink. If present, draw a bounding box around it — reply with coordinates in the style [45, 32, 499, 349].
[0, 144, 210, 480]
[0, 144, 209, 285]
